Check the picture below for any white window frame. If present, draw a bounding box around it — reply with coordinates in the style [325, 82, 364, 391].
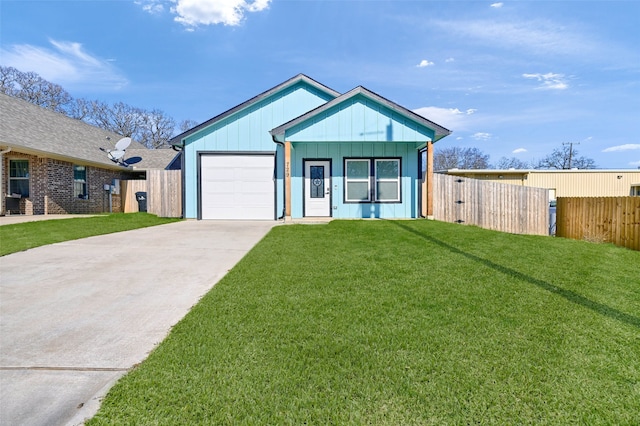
[345, 159, 371, 202]
[374, 159, 401, 202]
[344, 158, 402, 203]
[8, 159, 30, 198]
[73, 165, 88, 199]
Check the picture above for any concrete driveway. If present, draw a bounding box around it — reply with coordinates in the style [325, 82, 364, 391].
[0, 220, 275, 426]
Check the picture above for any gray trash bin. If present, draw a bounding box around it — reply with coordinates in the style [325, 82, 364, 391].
[135, 192, 147, 212]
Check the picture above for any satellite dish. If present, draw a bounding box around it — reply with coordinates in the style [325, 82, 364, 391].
[108, 150, 126, 161]
[115, 137, 132, 151]
[100, 136, 131, 166]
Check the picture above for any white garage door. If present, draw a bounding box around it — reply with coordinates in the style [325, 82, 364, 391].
[200, 154, 275, 220]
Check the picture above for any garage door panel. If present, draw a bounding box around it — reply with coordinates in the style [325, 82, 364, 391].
[200, 154, 274, 220]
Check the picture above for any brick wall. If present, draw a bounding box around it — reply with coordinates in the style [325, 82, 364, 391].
[2, 153, 132, 215]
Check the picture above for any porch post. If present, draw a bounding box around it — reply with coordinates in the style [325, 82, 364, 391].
[426, 141, 434, 219]
[285, 141, 292, 218]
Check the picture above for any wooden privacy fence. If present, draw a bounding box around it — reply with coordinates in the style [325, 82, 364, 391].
[121, 170, 182, 218]
[432, 174, 549, 235]
[556, 197, 640, 251]
[121, 180, 147, 213]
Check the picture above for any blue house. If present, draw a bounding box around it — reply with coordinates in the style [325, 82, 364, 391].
[170, 74, 451, 220]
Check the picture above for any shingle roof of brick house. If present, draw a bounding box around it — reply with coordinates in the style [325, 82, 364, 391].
[0, 93, 179, 215]
[0, 93, 177, 170]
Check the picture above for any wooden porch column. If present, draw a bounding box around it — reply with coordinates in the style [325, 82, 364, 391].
[426, 141, 434, 218]
[285, 141, 292, 218]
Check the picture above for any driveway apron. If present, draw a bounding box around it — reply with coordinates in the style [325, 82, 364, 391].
[0, 220, 275, 426]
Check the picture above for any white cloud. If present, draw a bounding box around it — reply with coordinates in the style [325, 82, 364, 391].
[413, 106, 476, 130]
[135, 0, 164, 14]
[433, 19, 598, 57]
[602, 144, 640, 152]
[522, 73, 568, 90]
[513, 148, 527, 154]
[629, 160, 640, 167]
[490, 2, 504, 8]
[0, 39, 128, 91]
[170, 0, 271, 27]
[472, 132, 492, 141]
[417, 59, 434, 68]
[445, 57, 455, 63]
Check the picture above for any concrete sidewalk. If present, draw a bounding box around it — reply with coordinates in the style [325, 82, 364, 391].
[0, 214, 101, 226]
[0, 220, 276, 426]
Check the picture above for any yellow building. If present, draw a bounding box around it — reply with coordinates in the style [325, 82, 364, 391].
[442, 169, 640, 201]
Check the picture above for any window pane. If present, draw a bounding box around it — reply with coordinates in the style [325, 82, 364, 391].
[10, 180, 29, 197]
[376, 160, 399, 179]
[74, 165, 86, 181]
[310, 166, 324, 198]
[74, 182, 87, 198]
[10, 160, 29, 178]
[347, 182, 370, 201]
[346, 160, 369, 179]
[377, 182, 399, 201]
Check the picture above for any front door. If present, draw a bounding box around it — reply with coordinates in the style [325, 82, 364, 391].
[304, 160, 331, 217]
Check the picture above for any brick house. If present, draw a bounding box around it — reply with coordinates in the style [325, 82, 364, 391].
[0, 93, 179, 215]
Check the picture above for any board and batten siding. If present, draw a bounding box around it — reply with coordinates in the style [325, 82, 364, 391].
[290, 142, 420, 219]
[283, 96, 435, 143]
[182, 83, 334, 218]
[282, 93, 435, 219]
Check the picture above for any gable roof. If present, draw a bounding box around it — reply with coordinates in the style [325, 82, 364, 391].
[0, 93, 177, 170]
[270, 86, 452, 143]
[169, 74, 340, 147]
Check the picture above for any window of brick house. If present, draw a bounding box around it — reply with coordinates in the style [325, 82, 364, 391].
[9, 159, 30, 197]
[73, 165, 88, 199]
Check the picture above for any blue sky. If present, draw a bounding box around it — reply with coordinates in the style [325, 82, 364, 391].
[1, 0, 639, 169]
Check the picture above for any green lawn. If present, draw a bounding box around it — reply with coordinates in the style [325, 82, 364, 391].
[88, 220, 639, 425]
[0, 213, 181, 256]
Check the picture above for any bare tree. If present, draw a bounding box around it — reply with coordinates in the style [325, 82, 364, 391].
[179, 119, 199, 133]
[84, 100, 145, 140]
[0, 66, 72, 113]
[139, 109, 176, 149]
[495, 157, 531, 169]
[535, 144, 596, 169]
[66, 97, 92, 120]
[434, 146, 490, 170]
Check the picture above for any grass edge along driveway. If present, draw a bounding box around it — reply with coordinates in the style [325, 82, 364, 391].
[0, 213, 181, 256]
[87, 220, 639, 425]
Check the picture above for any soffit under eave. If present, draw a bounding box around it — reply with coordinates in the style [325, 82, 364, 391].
[2, 145, 130, 171]
[288, 140, 430, 150]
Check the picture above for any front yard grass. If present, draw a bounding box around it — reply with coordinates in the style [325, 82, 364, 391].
[0, 213, 180, 256]
[89, 220, 639, 425]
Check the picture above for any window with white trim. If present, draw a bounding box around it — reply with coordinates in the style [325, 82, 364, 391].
[73, 165, 88, 199]
[9, 159, 29, 197]
[375, 159, 400, 202]
[345, 159, 371, 202]
[344, 158, 401, 203]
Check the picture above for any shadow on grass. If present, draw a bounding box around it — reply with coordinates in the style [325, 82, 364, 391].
[392, 221, 640, 329]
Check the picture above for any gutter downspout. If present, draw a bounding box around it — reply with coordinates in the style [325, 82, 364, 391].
[0, 147, 12, 216]
[271, 135, 286, 220]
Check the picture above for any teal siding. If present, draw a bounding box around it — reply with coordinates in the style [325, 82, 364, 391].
[291, 142, 419, 219]
[182, 82, 334, 218]
[285, 95, 435, 143]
